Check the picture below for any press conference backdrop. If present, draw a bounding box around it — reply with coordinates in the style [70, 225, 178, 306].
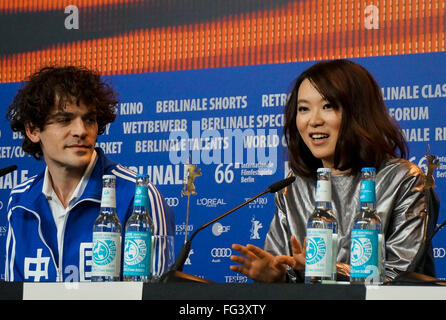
[0, 0, 445, 282]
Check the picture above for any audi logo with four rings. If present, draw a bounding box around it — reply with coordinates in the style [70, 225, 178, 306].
[211, 248, 232, 258]
[165, 197, 179, 207]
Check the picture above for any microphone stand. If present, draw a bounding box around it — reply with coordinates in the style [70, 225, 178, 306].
[160, 176, 295, 283]
[160, 191, 271, 283]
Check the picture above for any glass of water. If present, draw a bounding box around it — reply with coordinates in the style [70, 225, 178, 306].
[151, 235, 175, 282]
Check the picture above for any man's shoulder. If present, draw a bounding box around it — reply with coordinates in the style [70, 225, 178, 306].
[104, 163, 137, 185]
[9, 173, 42, 198]
[7, 173, 43, 211]
[96, 149, 137, 186]
[96, 151, 166, 203]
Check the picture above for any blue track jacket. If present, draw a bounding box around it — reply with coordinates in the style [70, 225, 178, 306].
[5, 148, 175, 282]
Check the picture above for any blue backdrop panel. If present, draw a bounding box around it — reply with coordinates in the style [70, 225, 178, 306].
[0, 52, 445, 282]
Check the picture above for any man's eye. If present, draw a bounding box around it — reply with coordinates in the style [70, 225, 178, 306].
[85, 117, 97, 124]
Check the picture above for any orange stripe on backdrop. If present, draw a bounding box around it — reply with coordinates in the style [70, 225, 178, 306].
[1, 0, 445, 82]
[399, 0, 406, 54]
[0, 0, 144, 12]
[441, 1, 446, 50]
[222, 11, 229, 68]
[340, 1, 348, 57]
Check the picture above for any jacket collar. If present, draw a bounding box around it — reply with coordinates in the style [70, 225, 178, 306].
[73, 147, 118, 202]
[19, 147, 115, 208]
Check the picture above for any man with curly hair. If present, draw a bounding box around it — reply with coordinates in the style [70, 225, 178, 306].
[4, 66, 175, 282]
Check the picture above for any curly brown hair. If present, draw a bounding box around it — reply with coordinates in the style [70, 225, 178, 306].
[6, 66, 118, 160]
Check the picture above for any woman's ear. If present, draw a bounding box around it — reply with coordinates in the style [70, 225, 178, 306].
[24, 123, 41, 143]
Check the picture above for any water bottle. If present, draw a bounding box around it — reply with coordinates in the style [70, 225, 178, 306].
[123, 174, 154, 282]
[305, 168, 338, 284]
[350, 167, 385, 284]
[91, 175, 122, 282]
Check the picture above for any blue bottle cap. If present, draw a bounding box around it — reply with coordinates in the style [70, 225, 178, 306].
[361, 167, 376, 172]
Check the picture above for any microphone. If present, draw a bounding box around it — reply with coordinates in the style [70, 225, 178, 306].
[0, 165, 17, 177]
[268, 176, 296, 193]
[160, 176, 296, 283]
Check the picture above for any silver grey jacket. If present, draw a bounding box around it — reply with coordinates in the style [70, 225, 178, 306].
[264, 158, 429, 280]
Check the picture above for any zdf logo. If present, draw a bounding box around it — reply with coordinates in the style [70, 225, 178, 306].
[212, 222, 230, 236]
[211, 248, 232, 258]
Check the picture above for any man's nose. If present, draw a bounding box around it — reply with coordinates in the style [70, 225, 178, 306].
[71, 117, 88, 137]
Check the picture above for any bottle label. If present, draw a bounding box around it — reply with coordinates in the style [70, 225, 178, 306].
[360, 180, 376, 203]
[315, 180, 331, 202]
[305, 228, 333, 277]
[123, 231, 152, 276]
[92, 232, 121, 277]
[133, 186, 149, 207]
[350, 229, 379, 278]
[331, 233, 338, 274]
[101, 187, 116, 208]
